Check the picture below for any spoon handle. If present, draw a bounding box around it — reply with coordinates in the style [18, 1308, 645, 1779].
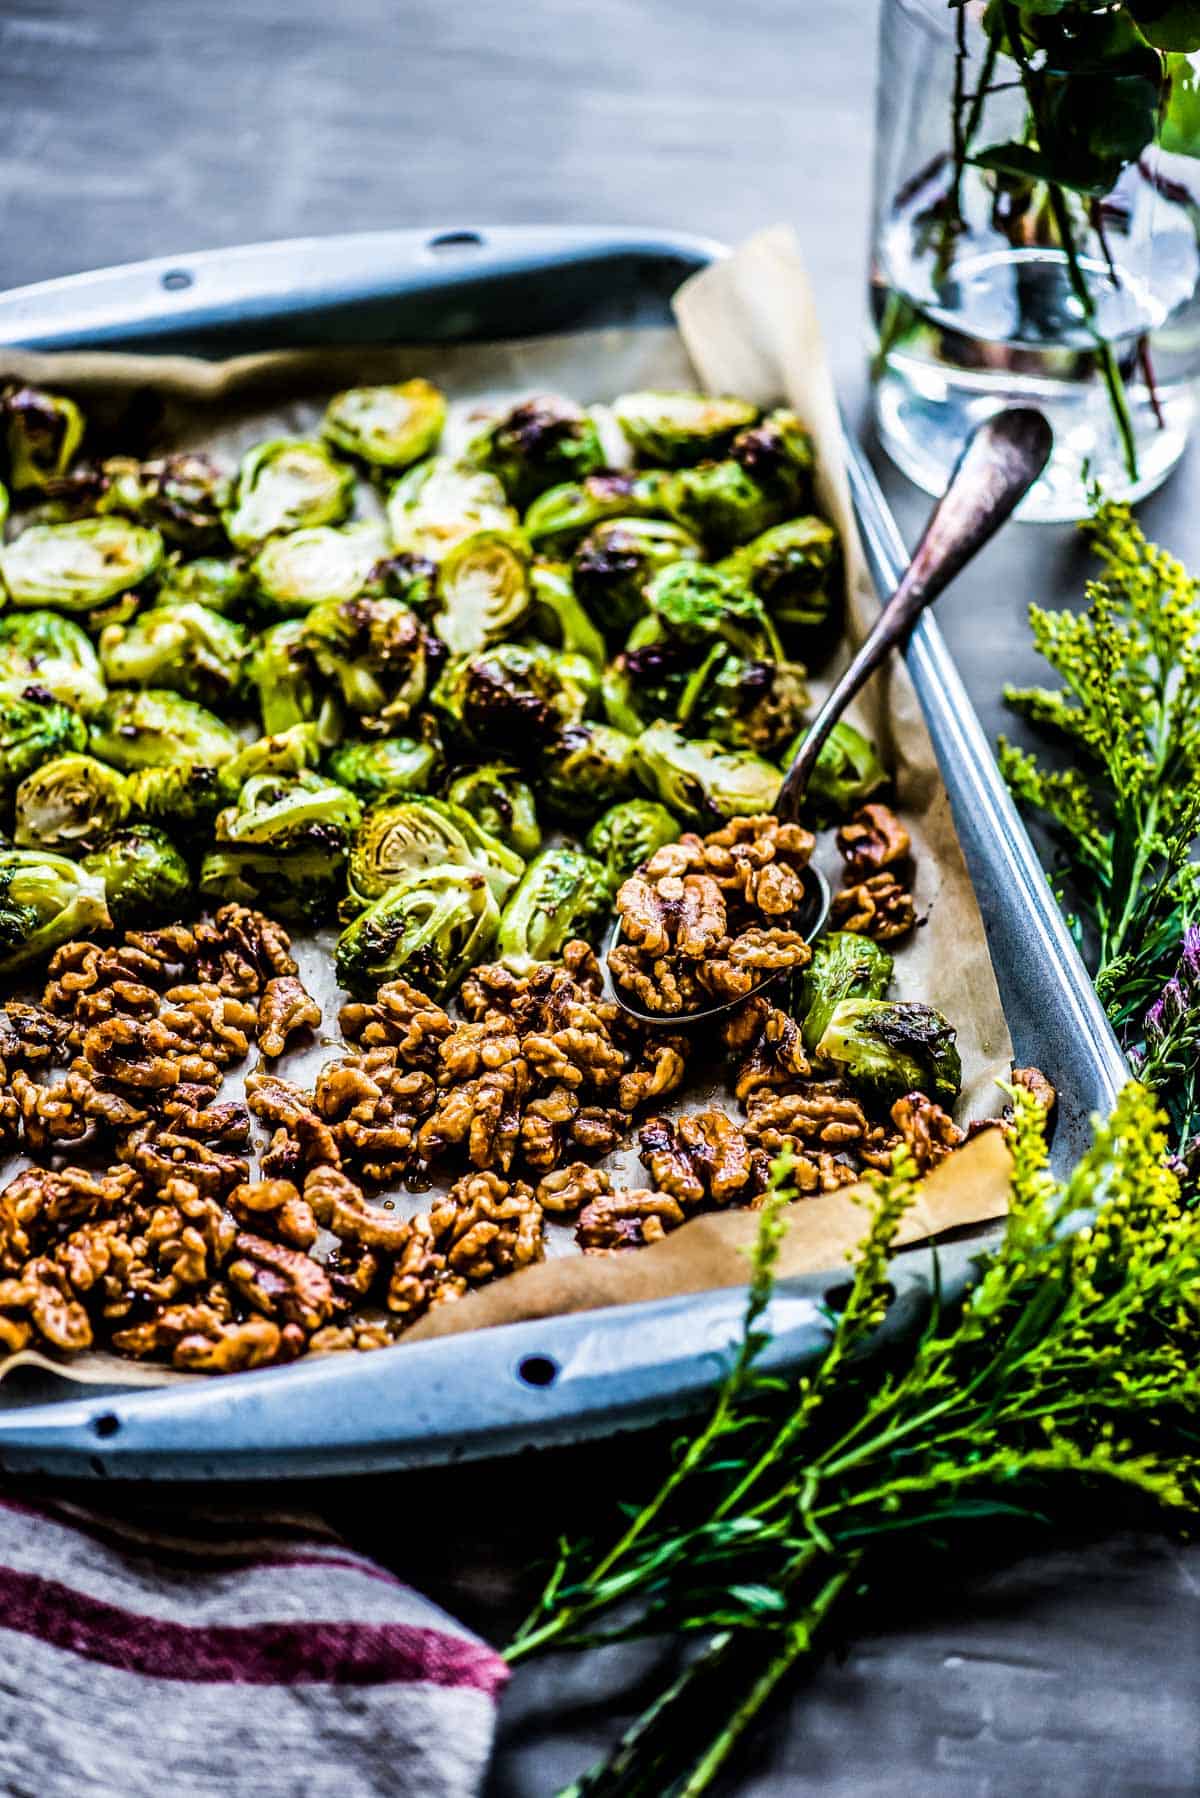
[774, 407, 1052, 823]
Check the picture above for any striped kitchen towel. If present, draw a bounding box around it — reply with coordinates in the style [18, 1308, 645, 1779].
[0, 1494, 507, 1798]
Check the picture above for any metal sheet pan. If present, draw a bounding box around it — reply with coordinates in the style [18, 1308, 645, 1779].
[0, 226, 1127, 1480]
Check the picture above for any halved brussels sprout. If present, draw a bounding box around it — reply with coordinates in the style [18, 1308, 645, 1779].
[719, 517, 841, 637]
[362, 550, 438, 614]
[125, 762, 226, 831]
[572, 517, 703, 639]
[662, 461, 787, 554]
[88, 690, 240, 770]
[327, 736, 440, 803]
[586, 798, 682, 891]
[613, 391, 758, 467]
[157, 554, 253, 615]
[346, 796, 523, 914]
[495, 847, 609, 974]
[523, 469, 672, 553]
[219, 723, 322, 797]
[322, 380, 446, 469]
[300, 595, 429, 727]
[800, 720, 888, 823]
[81, 825, 191, 925]
[466, 395, 605, 509]
[445, 762, 541, 860]
[0, 849, 111, 972]
[199, 842, 351, 922]
[0, 691, 88, 795]
[689, 654, 809, 758]
[814, 997, 961, 1109]
[96, 452, 231, 550]
[633, 721, 780, 822]
[215, 769, 361, 851]
[730, 408, 816, 506]
[386, 457, 517, 561]
[527, 560, 605, 665]
[3, 385, 85, 492]
[224, 439, 355, 549]
[251, 524, 382, 617]
[0, 519, 164, 612]
[14, 753, 130, 853]
[334, 864, 499, 999]
[431, 642, 595, 754]
[434, 530, 530, 656]
[246, 619, 322, 737]
[99, 601, 247, 705]
[541, 722, 638, 820]
[644, 562, 783, 660]
[799, 932, 895, 1054]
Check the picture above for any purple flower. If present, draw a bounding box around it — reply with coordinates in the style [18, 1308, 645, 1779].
[1144, 976, 1186, 1048]
[1181, 923, 1200, 993]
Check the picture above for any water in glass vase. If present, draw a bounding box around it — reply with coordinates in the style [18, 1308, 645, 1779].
[872, 164, 1200, 522]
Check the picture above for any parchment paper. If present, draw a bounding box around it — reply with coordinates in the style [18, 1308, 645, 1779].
[0, 228, 1013, 1388]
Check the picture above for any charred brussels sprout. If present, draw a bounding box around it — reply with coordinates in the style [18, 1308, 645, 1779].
[467, 395, 605, 509]
[814, 998, 961, 1109]
[300, 595, 429, 728]
[434, 530, 530, 655]
[633, 721, 780, 822]
[125, 762, 225, 831]
[0, 850, 111, 972]
[88, 690, 240, 771]
[800, 720, 888, 823]
[662, 461, 786, 554]
[526, 560, 605, 665]
[445, 763, 541, 860]
[586, 798, 681, 890]
[3, 385, 85, 492]
[246, 619, 323, 737]
[335, 866, 499, 1000]
[688, 654, 808, 758]
[523, 469, 672, 553]
[362, 550, 438, 614]
[327, 736, 440, 803]
[157, 555, 252, 615]
[0, 691, 87, 795]
[719, 517, 840, 638]
[541, 722, 638, 820]
[730, 408, 816, 507]
[613, 391, 758, 467]
[201, 770, 360, 921]
[0, 613, 106, 715]
[386, 458, 517, 561]
[81, 825, 191, 925]
[219, 724, 322, 795]
[251, 524, 381, 617]
[573, 517, 703, 639]
[0, 519, 163, 611]
[99, 601, 247, 705]
[495, 848, 609, 974]
[14, 754, 130, 853]
[799, 932, 895, 1053]
[432, 643, 595, 755]
[643, 562, 783, 660]
[93, 452, 231, 550]
[322, 380, 446, 470]
[225, 439, 354, 549]
[346, 796, 522, 914]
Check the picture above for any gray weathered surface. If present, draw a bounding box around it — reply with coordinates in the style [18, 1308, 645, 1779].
[2, 0, 1199, 1789]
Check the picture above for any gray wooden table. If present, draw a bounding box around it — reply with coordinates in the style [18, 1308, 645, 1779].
[2, 0, 1199, 1790]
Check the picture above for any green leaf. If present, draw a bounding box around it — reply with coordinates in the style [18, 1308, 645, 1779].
[1128, 3, 1200, 53]
[1161, 54, 1200, 155]
[971, 141, 1054, 185]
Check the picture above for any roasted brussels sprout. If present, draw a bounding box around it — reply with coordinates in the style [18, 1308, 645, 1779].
[199, 844, 347, 922]
[88, 690, 240, 771]
[362, 550, 438, 614]
[730, 408, 816, 507]
[434, 530, 530, 655]
[643, 562, 783, 661]
[251, 524, 382, 617]
[527, 560, 605, 665]
[800, 720, 888, 823]
[523, 469, 672, 553]
[0, 849, 111, 972]
[687, 653, 809, 758]
[572, 517, 704, 639]
[386, 458, 517, 561]
[99, 601, 247, 705]
[225, 439, 354, 549]
[219, 723, 322, 795]
[246, 619, 323, 737]
[334, 865, 499, 1000]
[466, 396, 605, 509]
[125, 762, 226, 832]
[93, 452, 231, 550]
[0, 691, 88, 795]
[798, 932, 895, 1053]
[0, 613, 106, 715]
[541, 721, 638, 820]
[157, 554, 253, 615]
[814, 997, 961, 1108]
[585, 798, 681, 890]
[3, 385, 85, 492]
[633, 721, 780, 822]
[719, 517, 841, 638]
[327, 735, 440, 803]
[300, 595, 429, 727]
[322, 380, 446, 469]
[201, 770, 360, 921]
[495, 847, 609, 974]
[613, 391, 758, 467]
[662, 461, 786, 554]
[346, 796, 522, 914]
[444, 762, 541, 860]
[14, 753, 130, 853]
[0, 519, 163, 611]
[432, 642, 595, 754]
[80, 825, 191, 925]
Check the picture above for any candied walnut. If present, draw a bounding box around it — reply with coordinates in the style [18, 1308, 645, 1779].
[836, 803, 911, 877]
[608, 944, 704, 1016]
[639, 1109, 769, 1207]
[0, 1258, 93, 1353]
[55, 1221, 122, 1293]
[228, 1178, 318, 1250]
[642, 835, 706, 880]
[194, 904, 298, 995]
[0, 1003, 69, 1070]
[162, 984, 259, 1065]
[438, 1018, 523, 1081]
[561, 939, 604, 991]
[523, 1024, 624, 1091]
[172, 1318, 283, 1373]
[437, 1172, 544, 1282]
[10, 1068, 92, 1151]
[700, 928, 811, 1002]
[1011, 1065, 1056, 1116]
[569, 1106, 626, 1158]
[309, 1319, 399, 1355]
[162, 1096, 251, 1146]
[256, 975, 321, 1059]
[576, 1189, 685, 1252]
[617, 1037, 688, 1114]
[519, 1084, 578, 1170]
[80, 1014, 211, 1091]
[307, 1165, 412, 1254]
[744, 1084, 870, 1151]
[340, 976, 453, 1060]
[227, 1231, 334, 1332]
[830, 873, 916, 941]
[127, 1124, 249, 1199]
[739, 859, 808, 917]
[316, 1057, 436, 1183]
[675, 875, 728, 959]
[728, 1005, 811, 1103]
[386, 1214, 467, 1322]
[417, 1061, 530, 1173]
[615, 874, 671, 956]
[458, 961, 524, 1022]
[891, 1092, 964, 1173]
[775, 1150, 861, 1196]
[246, 1070, 340, 1170]
[42, 940, 184, 1015]
[536, 1162, 611, 1218]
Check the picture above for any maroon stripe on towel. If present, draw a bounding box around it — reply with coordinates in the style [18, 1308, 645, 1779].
[0, 1567, 509, 1695]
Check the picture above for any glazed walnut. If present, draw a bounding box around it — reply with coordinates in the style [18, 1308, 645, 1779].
[891, 1091, 964, 1172]
[836, 803, 911, 878]
[830, 873, 917, 942]
[576, 1189, 685, 1252]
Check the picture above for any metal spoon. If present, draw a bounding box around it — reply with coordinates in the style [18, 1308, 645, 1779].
[605, 405, 1054, 1027]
